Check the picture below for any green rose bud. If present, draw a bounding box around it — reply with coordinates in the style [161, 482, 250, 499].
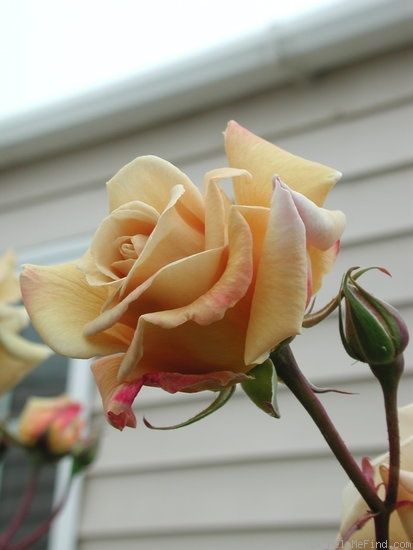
[339, 267, 409, 367]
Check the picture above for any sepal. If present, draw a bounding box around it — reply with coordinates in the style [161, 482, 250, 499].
[71, 437, 99, 476]
[143, 386, 235, 430]
[241, 359, 280, 418]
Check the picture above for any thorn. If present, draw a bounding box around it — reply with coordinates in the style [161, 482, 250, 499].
[309, 382, 356, 395]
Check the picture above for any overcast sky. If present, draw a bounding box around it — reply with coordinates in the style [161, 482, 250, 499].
[0, 0, 344, 121]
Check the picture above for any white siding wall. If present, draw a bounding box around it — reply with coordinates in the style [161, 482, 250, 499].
[1, 45, 412, 549]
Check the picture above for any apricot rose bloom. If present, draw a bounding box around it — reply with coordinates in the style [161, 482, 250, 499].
[338, 404, 413, 546]
[0, 250, 51, 395]
[21, 122, 345, 429]
[18, 395, 84, 456]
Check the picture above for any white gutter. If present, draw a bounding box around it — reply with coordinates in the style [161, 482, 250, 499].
[1, 0, 413, 168]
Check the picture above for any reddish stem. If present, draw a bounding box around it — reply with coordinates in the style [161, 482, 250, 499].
[0, 466, 40, 549]
[9, 480, 72, 550]
[271, 346, 384, 514]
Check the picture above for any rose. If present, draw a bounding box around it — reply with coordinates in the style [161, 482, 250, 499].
[21, 121, 345, 429]
[0, 250, 51, 395]
[338, 404, 413, 546]
[18, 395, 84, 456]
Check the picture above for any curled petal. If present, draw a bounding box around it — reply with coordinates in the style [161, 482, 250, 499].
[21, 262, 131, 358]
[121, 185, 205, 296]
[83, 201, 158, 285]
[278, 179, 346, 250]
[84, 248, 225, 337]
[0, 304, 29, 332]
[92, 354, 248, 430]
[203, 168, 244, 249]
[107, 155, 204, 223]
[224, 120, 341, 207]
[91, 354, 141, 430]
[205, 166, 253, 208]
[244, 179, 307, 365]
[0, 345, 50, 396]
[118, 208, 253, 379]
[143, 370, 251, 393]
[0, 329, 51, 365]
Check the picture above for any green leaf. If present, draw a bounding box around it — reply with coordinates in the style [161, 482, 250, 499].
[143, 385, 235, 430]
[241, 359, 280, 418]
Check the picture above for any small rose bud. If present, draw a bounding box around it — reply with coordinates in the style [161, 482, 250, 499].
[339, 267, 409, 367]
[18, 395, 84, 460]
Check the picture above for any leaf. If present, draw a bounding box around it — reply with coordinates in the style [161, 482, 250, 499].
[143, 385, 235, 430]
[241, 359, 280, 418]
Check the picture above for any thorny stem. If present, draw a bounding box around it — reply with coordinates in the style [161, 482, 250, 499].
[271, 345, 384, 516]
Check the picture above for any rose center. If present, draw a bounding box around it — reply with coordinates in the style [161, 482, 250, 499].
[112, 234, 150, 277]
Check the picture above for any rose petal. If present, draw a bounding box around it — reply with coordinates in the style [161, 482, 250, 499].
[21, 262, 131, 358]
[280, 180, 346, 250]
[380, 465, 413, 541]
[204, 172, 228, 249]
[0, 329, 51, 364]
[0, 304, 29, 332]
[91, 354, 141, 430]
[121, 185, 205, 296]
[224, 120, 341, 207]
[118, 207, 253, 380]
[143, 370, 250, 393]
[84, 247, 225, 336]
[308, 241, 340, 296]
[339, 438, 413, 545]
[107, 155, 204, 223]
[92, 355, 249, 430]
[0, 346, 49, 396]
[0, 250, 21, 303]
[244, 179, 307, 365]
[204, 168, 253, 248]
[399, 403, 413, 441]
[395, 470, 413, 539]
[85, 200, 159, 284]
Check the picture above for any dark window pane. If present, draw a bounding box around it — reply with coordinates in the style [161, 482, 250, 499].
[0, 324, 68, 549]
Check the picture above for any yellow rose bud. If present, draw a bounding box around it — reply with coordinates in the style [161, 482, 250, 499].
[18, 395, 84, 457]
[21, 122, 345, 430]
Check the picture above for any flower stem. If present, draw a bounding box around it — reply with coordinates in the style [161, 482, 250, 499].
[271, 345, 384, 515]
[0, 464, 41, 549]
[374, 512, 390, 545]
[8, 475, 73, 550]
[369, 355, 404, 543]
